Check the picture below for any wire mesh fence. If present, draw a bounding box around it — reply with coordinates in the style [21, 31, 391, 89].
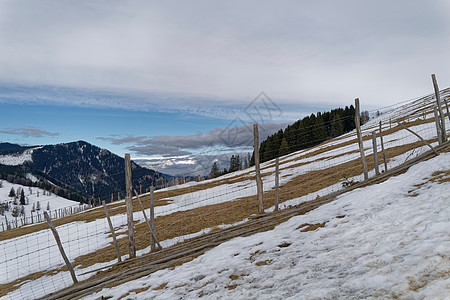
[0, 88, 449, 299]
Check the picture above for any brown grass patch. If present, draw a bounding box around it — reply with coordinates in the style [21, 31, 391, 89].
[153, 282, 168, 290]
[226, 284, 237, 290]
[229, 275, 239, 280]
[249, 250, 266, 261]
[118, 286, 151, 300]
[255, 260, 272, 266]
[297, 223, 326, 232]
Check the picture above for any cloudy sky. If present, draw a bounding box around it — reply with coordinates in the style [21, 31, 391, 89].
[0, 0, 449, 175]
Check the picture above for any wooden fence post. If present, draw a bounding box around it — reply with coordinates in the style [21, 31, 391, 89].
[44, 211, 78, 283]
[379, 121, 388, 172]
[275, 157, 279, 211]
[434, 107, 443, 145]
[102, 201, 122, 263]
[125, 153, 136, 259]
[355, 98, 369, 180]
[398, 123, 438, 156]
[372, 132, 380, 176]
[134, 190, 162, 250]
[253, 123, 264, 214]
[150, 186, 156, 251]
[432, 74, 447, 142]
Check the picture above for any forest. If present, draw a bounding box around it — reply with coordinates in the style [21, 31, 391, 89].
[254, 105, 359, 164]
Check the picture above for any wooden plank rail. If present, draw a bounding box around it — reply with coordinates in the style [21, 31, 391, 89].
[41, 141, 450, 300]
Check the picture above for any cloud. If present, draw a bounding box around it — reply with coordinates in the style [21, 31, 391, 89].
[0, 126, 59, 138]
[0, 1, 449, 108]
[134, 152, 250, 176]
[98, 121, 289, 157]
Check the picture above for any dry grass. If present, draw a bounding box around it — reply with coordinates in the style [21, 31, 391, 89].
[255, 260, 272, 266]
[297, 223, 326, 232]
[226, 284, 237, 290]
[153, 282, 168, 290]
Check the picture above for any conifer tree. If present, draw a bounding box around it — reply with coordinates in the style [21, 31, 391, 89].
[36, 201, 41, 211]
[210, 162, 220, 178]
[9, 187, 15, 197]
[20, 189, 26, 205]
[279, 137, 290, 156]
[46, 202, 50, 211]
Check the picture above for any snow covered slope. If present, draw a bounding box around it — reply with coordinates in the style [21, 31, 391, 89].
[0, 180, 79, 228]
[85, 152, 450, 300]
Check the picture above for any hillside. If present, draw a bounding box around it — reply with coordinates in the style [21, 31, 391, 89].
[0, 181, 80, 230]
[0, 141, 166, 201]
[86, 150, 450, 299]
[0, 88, 449, 299]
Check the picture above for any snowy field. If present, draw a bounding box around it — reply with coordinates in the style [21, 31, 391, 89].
[0, 180, 80, 229]
[85, 152, 450, 300]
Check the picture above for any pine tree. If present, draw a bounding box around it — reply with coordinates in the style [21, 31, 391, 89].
[32, 203, 36, 212]
[279, 137, 290, 156]
[36, 201, 41, 211]
[210, 162, 220, 178]
[20, 205, 25, 216]
[46, 202, 50, 211]
[20, 189, 26, 205]
[9, 187, 15, 197]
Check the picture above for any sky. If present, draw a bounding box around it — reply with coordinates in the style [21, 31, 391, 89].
[0, 0, 449, 175]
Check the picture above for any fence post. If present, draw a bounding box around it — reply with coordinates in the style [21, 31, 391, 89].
[125, 153, 136, 259]
[398, 123, 438, 155]
[150, 185, 156, 251]
[44, 211, 78, 283]
[434, 107, 443, 145]
[379, 121, 388, 172]
[372, 132, 380, 176]
[275, 157, 279, 211]
[102, 201, 122, 263]
[432, 74, 447, 142]
[355, 98, 369, 180]
[253, 123, 264, 214]
[134, 190, 162, 250]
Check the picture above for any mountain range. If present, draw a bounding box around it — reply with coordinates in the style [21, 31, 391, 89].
[0, 141, 168, 202]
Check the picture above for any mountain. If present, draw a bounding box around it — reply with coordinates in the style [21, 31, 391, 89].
[0, 142, 31, 153]
[0, 141, 167, 201]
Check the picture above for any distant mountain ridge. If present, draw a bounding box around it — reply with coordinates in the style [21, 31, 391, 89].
[0, 141, 166, 201]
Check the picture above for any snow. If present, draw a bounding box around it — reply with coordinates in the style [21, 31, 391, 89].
[83, 152, 450, 300]
[0, 181, 80, 229]
[0, 148, 34, 166]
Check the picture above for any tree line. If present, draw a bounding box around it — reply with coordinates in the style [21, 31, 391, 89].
[209, 104, 368, 178]
[253, 105, 359, 164]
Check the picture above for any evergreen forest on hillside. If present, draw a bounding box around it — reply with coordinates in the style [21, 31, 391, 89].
[254, 105, 358, 164]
